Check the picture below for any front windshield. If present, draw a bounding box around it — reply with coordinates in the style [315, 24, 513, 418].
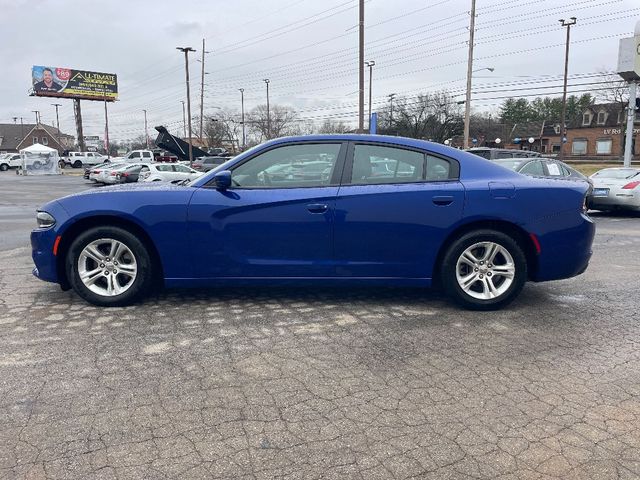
[493, 159, 525, 172]
[592, 168, 639, 179]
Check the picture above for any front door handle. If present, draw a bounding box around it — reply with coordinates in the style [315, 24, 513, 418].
[306, 203, 329, 213]
[432, 195, 454, 206]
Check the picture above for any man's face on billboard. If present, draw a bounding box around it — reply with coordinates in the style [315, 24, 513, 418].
[43, 70, 53, 86]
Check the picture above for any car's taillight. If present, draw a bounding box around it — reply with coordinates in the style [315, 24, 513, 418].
[121, 172, 129, 177]
[622, 181, 640, 189]
[93, 170, 100, 174]
[110, 172, 118, 176]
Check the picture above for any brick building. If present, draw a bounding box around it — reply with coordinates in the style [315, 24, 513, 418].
[0, 122, 74, 154]
[463, 103, 640, 162]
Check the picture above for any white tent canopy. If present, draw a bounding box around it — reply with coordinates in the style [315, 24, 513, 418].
[19, 143, 60, 175]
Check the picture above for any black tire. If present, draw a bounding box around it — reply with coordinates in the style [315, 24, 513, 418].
[441, 229, 527, 310]
[58, 161, 66, 169]
[65, 226, 155, 307]
[73, 160, 83, 168]
[0, 163, 8, 171]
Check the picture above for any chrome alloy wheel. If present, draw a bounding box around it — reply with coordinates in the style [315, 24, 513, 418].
[455, 241, 516, 300]
[77, 238, 137, 297]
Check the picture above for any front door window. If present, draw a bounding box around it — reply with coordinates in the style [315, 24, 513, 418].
[231, 144, 341, 188]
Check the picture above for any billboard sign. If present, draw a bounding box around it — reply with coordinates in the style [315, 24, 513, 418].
[31, 66, 117, 101]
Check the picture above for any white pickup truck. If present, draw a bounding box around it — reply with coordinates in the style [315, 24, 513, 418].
[62, 151, 106, 168]
[110, 149, 155, 163]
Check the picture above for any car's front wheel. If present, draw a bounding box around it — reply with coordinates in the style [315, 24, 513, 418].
[66, 226, 154, 306]
[441, 230, 527, 310]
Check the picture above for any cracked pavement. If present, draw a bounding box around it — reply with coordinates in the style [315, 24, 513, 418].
[1, 174, 639, 479]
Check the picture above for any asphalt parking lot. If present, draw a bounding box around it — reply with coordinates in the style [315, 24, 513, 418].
[1, 172, 639, 480]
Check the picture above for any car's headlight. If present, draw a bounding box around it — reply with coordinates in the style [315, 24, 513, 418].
[36, 211, 56, 229]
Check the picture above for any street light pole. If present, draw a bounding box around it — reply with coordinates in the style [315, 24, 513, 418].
[263, 79, 271, 139]
[177, 46, 196, 166]
[559, 17, 576, 160]
[365, 60, 375, 132]
[239, 88, 246, 149]
[142, 109, 149, 149]
[52, 103, 62, 152]
[463, 0, 477, 149]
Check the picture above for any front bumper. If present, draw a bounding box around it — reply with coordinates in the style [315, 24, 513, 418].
[31, 201, 71, 285]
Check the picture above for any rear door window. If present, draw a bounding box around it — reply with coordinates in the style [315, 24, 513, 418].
[519, 161, 545, 176]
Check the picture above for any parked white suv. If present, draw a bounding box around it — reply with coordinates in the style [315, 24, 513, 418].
[62, 152, 106, 168]
[0, 153, 22, 171]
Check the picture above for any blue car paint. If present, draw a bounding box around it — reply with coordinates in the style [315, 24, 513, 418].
[31, 135, 594, 290]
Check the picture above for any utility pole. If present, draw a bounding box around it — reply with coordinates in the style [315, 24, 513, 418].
[623, 82, 637, 167]
[52, 103, 62, 152]
[103, 90, 110, 158]
[177, 46, 196, 166]
[181, 101, 187, 138]
[20, 117, 24, 139]
[559, 17, 576, 160]
[142, 109, 149, 148]
[365, 60, 375, 132]
[12, 117, 17, 124]
[239, 88, 246, 149]
[388, 93, 396, 130]
[263, 79, 271, 139]
[358, 0, 365, 133]
[199, 38, 209, 141]
[463, 0, 477, 149]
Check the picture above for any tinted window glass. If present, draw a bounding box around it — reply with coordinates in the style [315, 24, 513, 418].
[496, 152, 514, 159]
[470, 150, 491, 159]
[350, 145, 424, 184]
[231, 144, 341, 188]
[519, 161, 545, 176]
[142, 152, 152, 158]
[174, 164, 191, 173]
[426, 155, 451, 181]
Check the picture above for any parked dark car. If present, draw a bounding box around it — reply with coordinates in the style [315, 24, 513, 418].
[492, 157, 591, 185]
[468, 148, 542, 160]
[117, 164, 147, 183]
[191, 156, 229, 172]
[31, 134, 594, 311]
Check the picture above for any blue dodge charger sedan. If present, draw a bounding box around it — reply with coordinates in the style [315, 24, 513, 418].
[31, 135, 595, 310]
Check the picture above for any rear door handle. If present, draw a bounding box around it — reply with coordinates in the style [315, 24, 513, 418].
[306, 203, 329, 213]
[432, 195, 454, 206]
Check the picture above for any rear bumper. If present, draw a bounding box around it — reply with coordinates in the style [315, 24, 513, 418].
[531, 212, 595, 282]
[588, 191, 640, 211]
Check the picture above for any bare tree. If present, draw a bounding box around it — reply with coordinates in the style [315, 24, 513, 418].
[317, 119, 351, 134]
[378, 91, 463, 142]
[204, 109, 241, 153]
[248, 104, 298, 141]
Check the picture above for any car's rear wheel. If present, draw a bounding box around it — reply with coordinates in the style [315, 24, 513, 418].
[66, 226, 154, 306]
[441, 230, 527, 310]
[0, 163, 8, 171]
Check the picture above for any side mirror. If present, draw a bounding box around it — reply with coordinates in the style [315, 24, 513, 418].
[212, 170, 232, 190]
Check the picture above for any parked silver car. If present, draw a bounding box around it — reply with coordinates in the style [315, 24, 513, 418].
[587, 167, 640, 212]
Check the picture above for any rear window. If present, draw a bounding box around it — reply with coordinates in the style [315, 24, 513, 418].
[592, 169, 639, 179]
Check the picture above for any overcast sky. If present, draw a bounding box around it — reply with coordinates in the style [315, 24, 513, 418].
[1, 0, 637, 142]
